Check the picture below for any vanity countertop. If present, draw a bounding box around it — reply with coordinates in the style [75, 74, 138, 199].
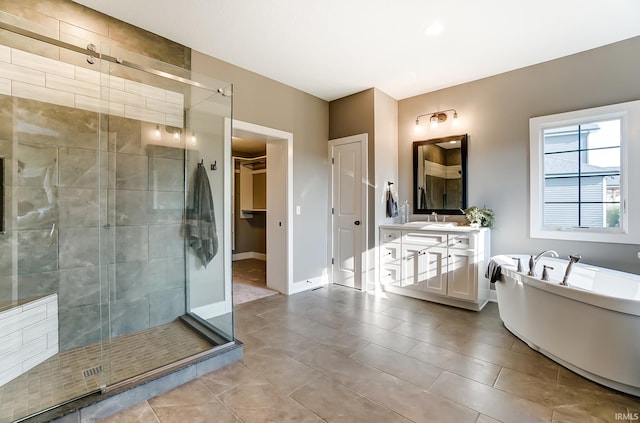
[379, 222, 488, 232]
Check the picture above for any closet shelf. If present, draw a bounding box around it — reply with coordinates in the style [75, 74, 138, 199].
[235, 155, 266, 170]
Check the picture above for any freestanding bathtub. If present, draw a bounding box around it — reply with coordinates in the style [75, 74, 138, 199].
[494, 254, 640, 397]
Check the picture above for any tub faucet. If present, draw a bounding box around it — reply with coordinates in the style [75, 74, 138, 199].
[528, 250, 559, 277]
[560, 254, 581, 286]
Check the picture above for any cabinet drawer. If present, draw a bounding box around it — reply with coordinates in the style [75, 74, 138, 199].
[380, 242, 401, 264]
[403, 231, 446, 246]
[448, 233, 476, 250]
[380, 229, 401, 242]
[380, 265, 401, 286]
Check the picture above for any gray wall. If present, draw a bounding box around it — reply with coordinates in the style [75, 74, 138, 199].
[191, 51, 330, 289]
[398, 36, 640, 273]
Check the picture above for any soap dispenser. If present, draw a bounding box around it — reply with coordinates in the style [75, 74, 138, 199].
[403, 200, 409, 223]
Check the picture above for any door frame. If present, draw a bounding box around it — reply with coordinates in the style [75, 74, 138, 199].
[328, 134, 368, 292]
[224, 118, 294, 294]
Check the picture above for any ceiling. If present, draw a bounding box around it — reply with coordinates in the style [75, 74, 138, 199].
[74, 0, 640, 101]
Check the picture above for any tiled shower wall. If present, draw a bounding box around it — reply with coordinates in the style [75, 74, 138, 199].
[0, 0, 193, 351]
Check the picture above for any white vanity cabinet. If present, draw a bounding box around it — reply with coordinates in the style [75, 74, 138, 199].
[379, 224, 490, 311]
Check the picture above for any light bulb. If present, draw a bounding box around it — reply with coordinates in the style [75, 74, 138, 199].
[173, 130, 180, 142]
[430, 114, 439, 129]
[452, 111, 459, 125]
[154, 125, 161, 139]
[191, 133, 197, 145]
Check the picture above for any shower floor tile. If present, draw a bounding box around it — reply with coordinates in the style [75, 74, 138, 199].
[0, 320, 212, 422]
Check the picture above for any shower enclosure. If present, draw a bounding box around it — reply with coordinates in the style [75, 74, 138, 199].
[0, 16, 234, 422]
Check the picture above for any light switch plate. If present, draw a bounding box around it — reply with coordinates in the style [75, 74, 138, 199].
[296, 205, 301, 215]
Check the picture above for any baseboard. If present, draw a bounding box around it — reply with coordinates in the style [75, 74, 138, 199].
[232, 252, 266, 261]
[290, 275, 328, 295]
[191, 301, 230, 319]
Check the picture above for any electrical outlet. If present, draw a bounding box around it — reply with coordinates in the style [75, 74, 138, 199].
[296, 206, 301, 215]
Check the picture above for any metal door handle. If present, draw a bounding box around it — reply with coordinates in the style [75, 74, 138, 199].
[354, 220, 360, 225]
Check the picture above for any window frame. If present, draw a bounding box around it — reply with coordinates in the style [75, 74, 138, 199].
[529, 100, 640, 244]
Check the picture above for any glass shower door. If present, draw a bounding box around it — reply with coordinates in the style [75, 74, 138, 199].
[0, 21, 108, 421]
[0, 16, 234, 419]
[98, 43, 234, 390]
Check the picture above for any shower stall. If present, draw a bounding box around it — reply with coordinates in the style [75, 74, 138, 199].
[0, 14, 235, 423]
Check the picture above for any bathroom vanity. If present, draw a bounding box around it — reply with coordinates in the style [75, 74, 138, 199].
[379, 223, 490, 311]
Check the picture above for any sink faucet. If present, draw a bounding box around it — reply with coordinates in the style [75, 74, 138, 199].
[560, 254, 581, 286]
[527, 250, 559, 277]
[432, 212, 438, 222]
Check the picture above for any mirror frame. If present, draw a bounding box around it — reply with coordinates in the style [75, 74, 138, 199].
[412, 134, 468, 215]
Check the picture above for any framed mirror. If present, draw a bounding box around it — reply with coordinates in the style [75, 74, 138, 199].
[413, 134, 468, 215]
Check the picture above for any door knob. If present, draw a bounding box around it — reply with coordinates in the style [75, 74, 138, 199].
[354, 220, 360, 225]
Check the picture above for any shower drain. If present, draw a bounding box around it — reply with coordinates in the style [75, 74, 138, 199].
[82, 365, 103, 378]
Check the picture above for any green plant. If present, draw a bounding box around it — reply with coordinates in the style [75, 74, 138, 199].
[461, 206, 495, 228]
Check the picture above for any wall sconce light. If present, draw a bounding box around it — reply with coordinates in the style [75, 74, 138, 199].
[154, 124, 161, 139]
[190, 132, 197, 145]
[415, 108, 458, 129]
[165, 125, 182, 143]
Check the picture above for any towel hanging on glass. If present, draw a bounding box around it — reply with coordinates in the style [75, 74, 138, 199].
[186, 165, 218, 267]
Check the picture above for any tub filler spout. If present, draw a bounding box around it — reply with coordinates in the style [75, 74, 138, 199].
[528, 250, 559, 277]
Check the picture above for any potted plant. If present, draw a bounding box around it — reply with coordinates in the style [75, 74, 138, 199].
[461, 206, 495, 228]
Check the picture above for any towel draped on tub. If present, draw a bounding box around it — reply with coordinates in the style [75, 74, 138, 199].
[485, 255, 516, 289]
[186, 165, 218, 268]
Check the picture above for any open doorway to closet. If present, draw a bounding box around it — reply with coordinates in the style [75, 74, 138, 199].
[229, 120, 292, 304]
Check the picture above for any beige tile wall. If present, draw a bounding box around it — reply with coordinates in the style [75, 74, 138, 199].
[0, 45, 184, 126]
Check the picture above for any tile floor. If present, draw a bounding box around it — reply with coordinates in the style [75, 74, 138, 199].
[0, 321, 212, 422]
[100, 285, 640, 423]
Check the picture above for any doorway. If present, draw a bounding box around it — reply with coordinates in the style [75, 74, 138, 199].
[328, 134, 368, 291]
[225, 119, 293, 302]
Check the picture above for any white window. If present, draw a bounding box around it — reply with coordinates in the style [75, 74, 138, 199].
[530, 100, 640, 244]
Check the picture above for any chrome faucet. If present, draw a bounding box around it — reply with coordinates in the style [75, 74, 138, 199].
[432, 212, 438, 222]
[528, 250, 559, 276]
[560, 254, 581, 286]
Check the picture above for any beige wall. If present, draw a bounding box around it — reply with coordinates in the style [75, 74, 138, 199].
[398, 36, 640, 273]
[329, 88, 398, 290]
[373, 89, 398, 290]
[191, 51, 330, 288]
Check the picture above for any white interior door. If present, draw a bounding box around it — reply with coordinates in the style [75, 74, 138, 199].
[329, 135, 366, 290]
[266, 140, 287, 293]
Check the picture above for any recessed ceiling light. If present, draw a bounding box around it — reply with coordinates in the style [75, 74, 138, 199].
[424, 22, 443, 36]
